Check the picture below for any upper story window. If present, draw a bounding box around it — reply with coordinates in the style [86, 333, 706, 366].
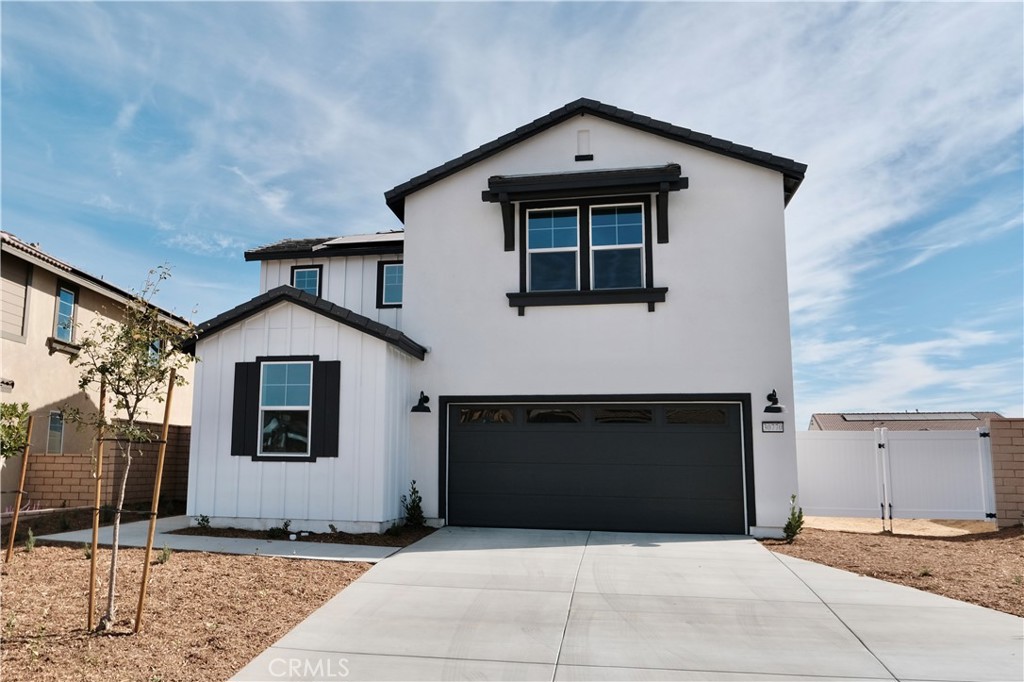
[482, 164, 685, 315]
[291, 265, 322, 297]
[376, 262, 403, 308]
[259, 361, 312, 456]
[54, 285, 77, 342]
[526, 203, 645, 293]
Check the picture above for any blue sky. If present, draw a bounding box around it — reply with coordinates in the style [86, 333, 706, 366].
[2, 2, 1021, 426]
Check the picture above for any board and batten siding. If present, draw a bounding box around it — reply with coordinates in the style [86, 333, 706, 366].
[186, 300, 414, 532]
[259, 256, 402, 330]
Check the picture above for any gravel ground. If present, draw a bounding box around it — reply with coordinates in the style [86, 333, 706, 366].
[764, 524, 1024, 617]
[3, 513, 1020, 681]
[1, 545, 370, 682]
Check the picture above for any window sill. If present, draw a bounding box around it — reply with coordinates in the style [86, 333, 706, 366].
[507, 287, 667, 314]
[46, 337, 81, 356]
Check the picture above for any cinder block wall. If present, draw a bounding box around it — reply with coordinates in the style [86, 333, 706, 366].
[989, 417, 1024, 528]
[17, 424, 190, 511]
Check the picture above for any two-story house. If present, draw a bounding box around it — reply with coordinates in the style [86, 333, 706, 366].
[184, 98, 807, 537]
[0, 231, 194, 512]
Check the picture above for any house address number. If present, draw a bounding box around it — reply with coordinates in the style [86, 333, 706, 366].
[762, 421, 784, 433]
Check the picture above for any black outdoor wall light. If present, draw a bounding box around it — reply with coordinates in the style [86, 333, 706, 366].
[764, 389, 785, 413]
[411, 391, 431, 413]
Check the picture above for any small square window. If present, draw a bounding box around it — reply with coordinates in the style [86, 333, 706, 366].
[291, 266, 322, 297]
[376, 262, 404, 308]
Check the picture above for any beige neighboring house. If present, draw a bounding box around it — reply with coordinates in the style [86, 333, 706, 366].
[808, 411, 1003, 432]
[1, 231, 194, 513]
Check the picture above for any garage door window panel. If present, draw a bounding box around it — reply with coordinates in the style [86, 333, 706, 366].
[593, 406, 653, 424]
[526, 407, 582, 424]
[457, 407, 516, 425]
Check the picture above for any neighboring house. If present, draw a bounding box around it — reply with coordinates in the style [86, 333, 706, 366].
[808, 412, 1003, 432]
[0, 231, 194, 512]
[185, 98, 807, 537]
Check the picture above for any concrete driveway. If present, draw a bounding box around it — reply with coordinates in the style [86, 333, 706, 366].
[234, 527, 1023, 681]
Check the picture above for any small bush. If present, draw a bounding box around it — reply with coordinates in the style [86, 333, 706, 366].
[24, 528, 36, 553]
[194, 514, 211, 530]
[156, 545, 172, 565]
[82, 543, 92, 560]
[328, 523, 338, 534]
[783, 494, 804, 544]
[267, 520, 292, 539]
[400, 480, 424, 527]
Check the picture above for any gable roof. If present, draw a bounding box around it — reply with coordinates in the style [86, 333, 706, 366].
[384, 98, 808, 221]
[245, 231, 404, 261]
[808, 412, 1003, 432]
[1, 230, 189, 325]
[182, 286, 427, 360]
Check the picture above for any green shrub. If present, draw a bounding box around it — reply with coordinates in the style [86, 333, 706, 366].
[783, 494, 804, 544]
[156, 544, 172, 565]
[24, 528, 36, 553]
[400, 480, 425, 527]
[194, 514, 211, 530]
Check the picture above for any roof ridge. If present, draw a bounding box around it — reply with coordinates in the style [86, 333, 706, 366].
[384, 98, 807, 221]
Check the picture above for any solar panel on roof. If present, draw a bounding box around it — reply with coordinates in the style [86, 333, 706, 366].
[841, 413, 977, 421]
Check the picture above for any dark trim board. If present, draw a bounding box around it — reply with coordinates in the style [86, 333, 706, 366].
[437, 393, 756, 533]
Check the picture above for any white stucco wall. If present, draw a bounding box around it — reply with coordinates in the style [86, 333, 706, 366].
[186, 301, 416, 532]
[400, 115, 799, 532]
[259, 255, 402, 330]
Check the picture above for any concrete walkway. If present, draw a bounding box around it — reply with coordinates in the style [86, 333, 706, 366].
[234, 526, 1023, 682]
[38, 516, 399, 563]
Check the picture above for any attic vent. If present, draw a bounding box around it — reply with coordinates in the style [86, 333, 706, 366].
[575, 130, 593, 162]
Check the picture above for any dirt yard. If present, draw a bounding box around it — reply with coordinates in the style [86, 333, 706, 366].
[2, 513, 1021, 681]
[765, 520, 1024, 617]
[1, 545, 370, 681]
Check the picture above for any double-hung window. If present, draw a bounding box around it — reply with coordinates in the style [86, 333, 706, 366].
[258, 361, 312, 456]
[55, 285, 76, 342]
[231, 355, 340, 461]
[527, 208, 579, 291]
[590, 204, 644, 289]
[484, 163, 685, 314]
[523, 197, 650, 294]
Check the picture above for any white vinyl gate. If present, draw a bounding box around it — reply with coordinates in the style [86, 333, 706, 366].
[795, 428, 996, 520]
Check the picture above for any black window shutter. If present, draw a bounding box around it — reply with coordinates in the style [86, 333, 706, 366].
[310, 361, 341, 458]
[231, 362, 259, 456]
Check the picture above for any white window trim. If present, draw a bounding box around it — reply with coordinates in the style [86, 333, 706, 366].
[54, 285, 76, 343]
[291, 267, 321, 297]
[526, 206, 580, 292]
[46, 411, 64, 454]
[257, 360, 313, 457]
[589, 202, 646, 290]
[382, 263, 404, 306]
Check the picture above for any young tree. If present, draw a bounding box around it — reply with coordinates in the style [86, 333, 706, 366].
[0, 402, 30, 465]
[66, 266, 195, 631]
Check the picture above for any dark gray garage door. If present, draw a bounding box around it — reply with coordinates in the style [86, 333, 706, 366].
[446, 402, 746, 534]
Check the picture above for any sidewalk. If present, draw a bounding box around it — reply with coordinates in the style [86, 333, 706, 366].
[38, 516, 399, 563]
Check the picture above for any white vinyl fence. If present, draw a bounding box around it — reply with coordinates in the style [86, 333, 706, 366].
[795, 428, 996, 521]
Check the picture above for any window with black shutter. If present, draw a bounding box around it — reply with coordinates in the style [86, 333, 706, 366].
[231, 356, 340, 462]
